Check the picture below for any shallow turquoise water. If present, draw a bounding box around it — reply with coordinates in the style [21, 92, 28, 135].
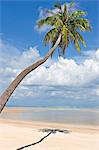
[0, 107, 99, 125]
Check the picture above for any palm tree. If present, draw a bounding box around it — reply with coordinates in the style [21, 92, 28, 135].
[0, 1, 91, 113]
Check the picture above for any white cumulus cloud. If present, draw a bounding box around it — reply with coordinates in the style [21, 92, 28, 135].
[0, 40, 99, 88]
[0, 40, 41, 93]
[0, 40, 99, 107]
[0, 39, 99, 107]
[24, 50, 99, 86]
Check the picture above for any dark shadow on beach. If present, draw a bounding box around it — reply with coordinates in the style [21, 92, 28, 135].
[17, 128, 71, 150]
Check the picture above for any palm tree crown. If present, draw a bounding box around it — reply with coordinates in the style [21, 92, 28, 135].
[37, 1, 91, 56]
[0, 1, 91, 113]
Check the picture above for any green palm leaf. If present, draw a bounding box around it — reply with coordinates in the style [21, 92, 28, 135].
[54, 3, 61, 10]
[37, 1, 91, 57]
[69, 0, 75, 8]
[75, 40, 81, 53]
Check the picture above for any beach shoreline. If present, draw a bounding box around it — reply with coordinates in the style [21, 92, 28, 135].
[0, 118, 99, 150]
[0, 107, 99, 150]
[1, 107, 99, 126]
[2, 106, 99, 112]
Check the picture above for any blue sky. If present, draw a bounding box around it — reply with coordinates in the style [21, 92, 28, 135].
[0, 0, 99, 108]
[1, 0, 99, 58]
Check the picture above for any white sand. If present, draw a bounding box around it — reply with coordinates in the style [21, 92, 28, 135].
[0, 119, 99, 150]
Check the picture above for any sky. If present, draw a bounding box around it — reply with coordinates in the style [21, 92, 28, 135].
[0, 0, 99, 108]
[1, 0, 99, 56]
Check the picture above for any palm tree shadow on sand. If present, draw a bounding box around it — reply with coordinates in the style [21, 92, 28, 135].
[17, 128, 71, 150]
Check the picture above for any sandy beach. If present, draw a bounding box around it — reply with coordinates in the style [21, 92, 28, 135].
[0, 117, 99, 150]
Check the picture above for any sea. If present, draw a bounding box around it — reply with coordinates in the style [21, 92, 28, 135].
[0, 107, 99, 125]
[0, 85, 99, 125]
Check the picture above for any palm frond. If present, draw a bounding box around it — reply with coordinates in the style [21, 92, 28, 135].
[54, 3, 61, 10]
[69, 31, 75, 41]
[44, 28, 58, 46]
[37, 14, 63, 29]
[46, 9, 55, 16]
[69, 0, 75, 8]
[69, 10, 87, 19]
[63, 3, 67, 22]
[76, 18, 91, 31]
[76, 32, 87, 47]
[75, 40, 81, 53]
[37, 16, 55, 28]
[37, 1, 91, 56]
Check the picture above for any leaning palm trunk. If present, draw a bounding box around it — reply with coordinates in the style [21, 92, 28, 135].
[0, 34, 61, 113]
